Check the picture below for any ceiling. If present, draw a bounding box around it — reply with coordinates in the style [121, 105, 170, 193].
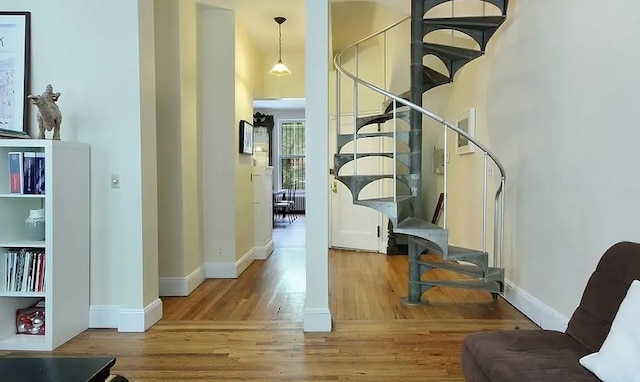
[200, 0, 410, 54]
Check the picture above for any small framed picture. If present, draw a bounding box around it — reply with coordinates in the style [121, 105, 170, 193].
[239, 120, 254, 155]
[456, 107, 476, 155]
[0, 11, 31, 138]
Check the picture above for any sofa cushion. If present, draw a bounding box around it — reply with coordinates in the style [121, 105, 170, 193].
[579, 280, 640, 382]
[461, 330, 600, 382]
[566, 241, 640, 352]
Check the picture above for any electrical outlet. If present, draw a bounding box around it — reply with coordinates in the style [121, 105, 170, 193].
[111, 174, 120, 189]
[217, 248, 223, 257]
[488, 167, 494, 177]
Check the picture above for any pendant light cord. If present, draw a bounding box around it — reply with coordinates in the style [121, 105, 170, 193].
[278, 23, 283, 61]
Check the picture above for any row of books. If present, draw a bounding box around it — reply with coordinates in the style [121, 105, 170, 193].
[4, 249, 46, 293]
[8, 151, 46, 195]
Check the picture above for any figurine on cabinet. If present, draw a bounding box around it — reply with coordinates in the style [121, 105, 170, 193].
[27, 84, 62, 140]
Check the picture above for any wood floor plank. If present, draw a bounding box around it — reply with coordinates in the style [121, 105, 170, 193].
[0, 216, 537, 380]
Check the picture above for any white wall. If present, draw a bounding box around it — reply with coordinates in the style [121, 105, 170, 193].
[200, 7, 238, 269]
[200, 6, 263, 275]
[235, 18, 263, 262]
[138, 0, 160, 309]
[304, 0, 331, 332]
[0, 0, 161, 329]
[442, 0, 640, 327]
[180, 0, 205, 277]
[155, 0, 185, 280]
[154, 0, 205, 294]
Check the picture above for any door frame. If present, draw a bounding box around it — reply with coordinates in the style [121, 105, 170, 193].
[329, 111, 387, 253]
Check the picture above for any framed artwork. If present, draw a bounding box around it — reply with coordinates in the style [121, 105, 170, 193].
[0, 12, 30, 138]
[253, 112, 274, 166]
[456, 107, 476, 155]
[239, 119, 254, 155]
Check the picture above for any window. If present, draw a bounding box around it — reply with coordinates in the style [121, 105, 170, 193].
[280, 120, 305, 190]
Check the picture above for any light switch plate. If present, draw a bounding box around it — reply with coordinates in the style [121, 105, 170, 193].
[111, 174, 120, 189]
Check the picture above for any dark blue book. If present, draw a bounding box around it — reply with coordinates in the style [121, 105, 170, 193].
[34, 153, 45, 195]
[23, 152, 36, 194]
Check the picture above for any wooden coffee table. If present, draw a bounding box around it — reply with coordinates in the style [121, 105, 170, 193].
[0, 357, 119, 381]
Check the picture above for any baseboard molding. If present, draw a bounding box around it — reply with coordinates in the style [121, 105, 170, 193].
[89, 299, 164, 332]
[118, 298, 163, 333]
[254, 239, 274, 260]
[186, 265, 206, 294]
[303, 308, 332, 332]
[89, 305, 120, 329]
[159, 265, 205, 296]
[205, 248, 255, 278]
[504, 279, 569, 332]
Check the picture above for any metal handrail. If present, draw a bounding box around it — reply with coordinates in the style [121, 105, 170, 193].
[333, 16, 507, 265]
[337, 17, 410, 61]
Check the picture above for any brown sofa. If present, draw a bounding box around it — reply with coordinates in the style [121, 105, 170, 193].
[460, 241, 640, 382]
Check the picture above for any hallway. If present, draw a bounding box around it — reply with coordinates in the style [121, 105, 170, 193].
[162, 215, 527, 321]
[162, 214, 306, 321]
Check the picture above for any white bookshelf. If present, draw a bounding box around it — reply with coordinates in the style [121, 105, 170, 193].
[0, 139, 90, 351]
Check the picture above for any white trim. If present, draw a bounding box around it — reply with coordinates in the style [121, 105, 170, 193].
[235, 248, 255, 275]
[89, 299, 164, 332]
[89, 305, 119, 329]
[118, 298, 163, 333]
[205, 248, 255, 278]
[303, 308, 332, 332]
[158, 265, 206, 296]
[186, 265, 206, 294]
[503, 279, 570, 332]
[254, 239, 274, 260]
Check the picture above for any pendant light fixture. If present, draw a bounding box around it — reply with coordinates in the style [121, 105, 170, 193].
[269, 17, 291, 75]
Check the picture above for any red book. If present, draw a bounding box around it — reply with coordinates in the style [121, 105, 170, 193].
[8, 152, 24, 194]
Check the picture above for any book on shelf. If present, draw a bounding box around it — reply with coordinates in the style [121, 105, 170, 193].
[35, 153, 45, 194]
[8, 152, 23, 194]
[7, 151, 46, 195]
[23, 152, 36, 194]
[4, 249, 46, 293]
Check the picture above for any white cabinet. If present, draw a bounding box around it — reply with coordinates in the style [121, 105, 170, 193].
[253, 166, 274, 260]
[0, 139, 90, 351]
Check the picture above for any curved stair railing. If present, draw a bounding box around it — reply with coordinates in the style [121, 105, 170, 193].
[333, 0, 508, 304]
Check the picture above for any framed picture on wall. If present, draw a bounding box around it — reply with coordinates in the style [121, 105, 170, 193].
[0, 11, 31, 138]
[239, 120, 254, 155]
[456, 107, 476, 155]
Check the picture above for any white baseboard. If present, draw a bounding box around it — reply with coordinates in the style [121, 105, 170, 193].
[504, 279, 569, 332]
[159, 265, 205, 296]
[254, 239, 274, 260]
[303, 308, 332, 332]
[89, 299, 163, 332]
[205, 248, 255, 278]
[89, 305, 120, 329]
[118, 298, 163, 333]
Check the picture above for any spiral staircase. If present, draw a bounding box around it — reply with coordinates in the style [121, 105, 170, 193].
[333, 0, 508, 304]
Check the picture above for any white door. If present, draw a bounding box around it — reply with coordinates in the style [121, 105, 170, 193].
[330, 114, 383, 252]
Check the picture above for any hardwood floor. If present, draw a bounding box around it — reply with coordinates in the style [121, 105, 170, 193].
[0, 215, 537, 381]
[164, 215, 524, 321]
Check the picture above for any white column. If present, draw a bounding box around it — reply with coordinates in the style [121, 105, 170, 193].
[304, 0, 332, 332]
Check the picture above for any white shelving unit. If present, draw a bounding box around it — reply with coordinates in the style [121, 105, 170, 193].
[0, 139, 90, 351]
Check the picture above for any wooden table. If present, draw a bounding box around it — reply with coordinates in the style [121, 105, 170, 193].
[0, 357, 118, 382]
